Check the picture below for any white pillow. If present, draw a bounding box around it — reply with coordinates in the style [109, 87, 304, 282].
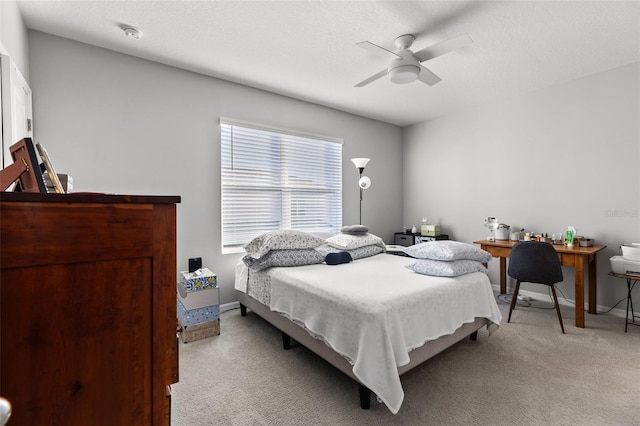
[349, 245, 384, 260]
[405, 259, 488, 277]
[326, 233, 385, 250]
[244, 230, 325, 259]
[403, 240, 492, 263]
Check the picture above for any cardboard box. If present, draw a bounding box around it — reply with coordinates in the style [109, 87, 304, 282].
[177, 299, 219, 327]
[179, 268, 217, 292]
[178, 318, 220, 343]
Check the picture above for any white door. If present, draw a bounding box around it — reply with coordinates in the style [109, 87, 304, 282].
[1, 54, 33, 167]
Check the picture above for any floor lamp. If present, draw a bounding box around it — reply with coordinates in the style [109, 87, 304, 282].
[351, 158, 371, 225]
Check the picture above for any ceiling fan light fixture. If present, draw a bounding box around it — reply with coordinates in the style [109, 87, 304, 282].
[389, 65, 419, 84]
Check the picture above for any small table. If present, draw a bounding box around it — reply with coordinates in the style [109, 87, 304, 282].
[609, 271, 640, 332]
[473, 240, 606, 328]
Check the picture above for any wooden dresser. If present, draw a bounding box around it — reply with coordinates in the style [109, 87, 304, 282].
[0, 192, 180, 425]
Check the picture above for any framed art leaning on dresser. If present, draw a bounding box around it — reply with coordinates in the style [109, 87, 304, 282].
[0, 138, 47, 192]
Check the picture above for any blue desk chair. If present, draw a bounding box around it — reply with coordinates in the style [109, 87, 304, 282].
[508, 241, 565, 334]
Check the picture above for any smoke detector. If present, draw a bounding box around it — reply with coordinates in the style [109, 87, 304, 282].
[122, 26, 143, 40]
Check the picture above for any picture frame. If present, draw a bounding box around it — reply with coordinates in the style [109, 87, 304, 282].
[35, 142, 65, 194]
[1, 137, 47, 192]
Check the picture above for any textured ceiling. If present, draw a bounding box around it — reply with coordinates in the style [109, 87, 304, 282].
[16, 0, 640, 127]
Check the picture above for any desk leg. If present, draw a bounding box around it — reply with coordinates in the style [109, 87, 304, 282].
[500, 257, 507, 295]
[625, 278, 639, 332]
[588, 255, 597, 315]
[575, 256, 585, 328]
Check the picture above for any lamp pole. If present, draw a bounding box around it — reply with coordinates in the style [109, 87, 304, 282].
[358, 170, 363, 225]
[351, 158, 370, 226]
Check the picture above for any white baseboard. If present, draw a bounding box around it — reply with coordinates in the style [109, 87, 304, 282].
[491, 283, 628, 319]
[220, 301, 240, 313]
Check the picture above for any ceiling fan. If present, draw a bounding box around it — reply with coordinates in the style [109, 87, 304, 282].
[354, 33, 473, 87]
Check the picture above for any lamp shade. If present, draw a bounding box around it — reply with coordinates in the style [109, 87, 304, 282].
[351, 158, 370, 171]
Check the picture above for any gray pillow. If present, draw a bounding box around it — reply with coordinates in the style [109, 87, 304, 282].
[340, 225, 369, 235]
[243, 249, 325, 271]
[243, 230, 325, 259]
[316, 243, 384, 260]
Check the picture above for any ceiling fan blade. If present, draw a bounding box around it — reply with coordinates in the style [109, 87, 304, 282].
[356, 41, 400, 60]
[354, 69, 388, 87]
[417, 65, 442, 86]
[413, 33, 473, 63]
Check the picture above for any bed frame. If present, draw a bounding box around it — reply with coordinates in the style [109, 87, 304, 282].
[236, 289, 488, 409]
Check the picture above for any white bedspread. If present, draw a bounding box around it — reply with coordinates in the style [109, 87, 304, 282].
[267, 254, 501, 414]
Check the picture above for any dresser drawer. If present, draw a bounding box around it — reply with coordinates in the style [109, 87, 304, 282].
[394, 234, 414, 247]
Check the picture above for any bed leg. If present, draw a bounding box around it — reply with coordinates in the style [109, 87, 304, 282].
[470, 331, 478, 341]
[240, 304, 247, 317]
[282, 332, 291, 350]
[359, 384, 371, 409]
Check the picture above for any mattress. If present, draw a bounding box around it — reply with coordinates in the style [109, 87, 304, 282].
[235, 253, 501, 413]
[235, 260, 272, 306]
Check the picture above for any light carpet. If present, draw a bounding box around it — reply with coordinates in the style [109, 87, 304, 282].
[171, 295, 640, 425]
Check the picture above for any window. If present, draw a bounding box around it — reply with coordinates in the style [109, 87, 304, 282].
[220, 118, 342, 252]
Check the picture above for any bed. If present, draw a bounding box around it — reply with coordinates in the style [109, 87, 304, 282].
[234, 232, 502, 414]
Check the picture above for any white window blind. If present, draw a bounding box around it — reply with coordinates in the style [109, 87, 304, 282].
[221, 119, 342, 252]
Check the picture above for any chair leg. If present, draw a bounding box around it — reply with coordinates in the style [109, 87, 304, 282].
[508, 280, 521, 323]
[550, 285, 565, 334]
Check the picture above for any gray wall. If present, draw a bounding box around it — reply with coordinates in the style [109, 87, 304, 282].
[27, 31, 403, 305]
[8, 17, 639, 312]
[403, 62, 640, 309]
[0, 0, 29, 78]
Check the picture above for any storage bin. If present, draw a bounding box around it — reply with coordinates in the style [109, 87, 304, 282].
[177, 299, 219, 326]
[179, 268, 217, 292]
[177, 282, 219, 311]
[178, 318, 220, 343]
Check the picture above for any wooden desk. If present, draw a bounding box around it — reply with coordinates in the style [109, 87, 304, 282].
[473, 240, 606, 328]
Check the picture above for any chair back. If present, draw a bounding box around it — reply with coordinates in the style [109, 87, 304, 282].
[508, 241, 563, 285]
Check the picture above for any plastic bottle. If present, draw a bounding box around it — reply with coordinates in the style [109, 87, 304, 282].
[566, 226, 576, 247]
[420, 217, 428, 236]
